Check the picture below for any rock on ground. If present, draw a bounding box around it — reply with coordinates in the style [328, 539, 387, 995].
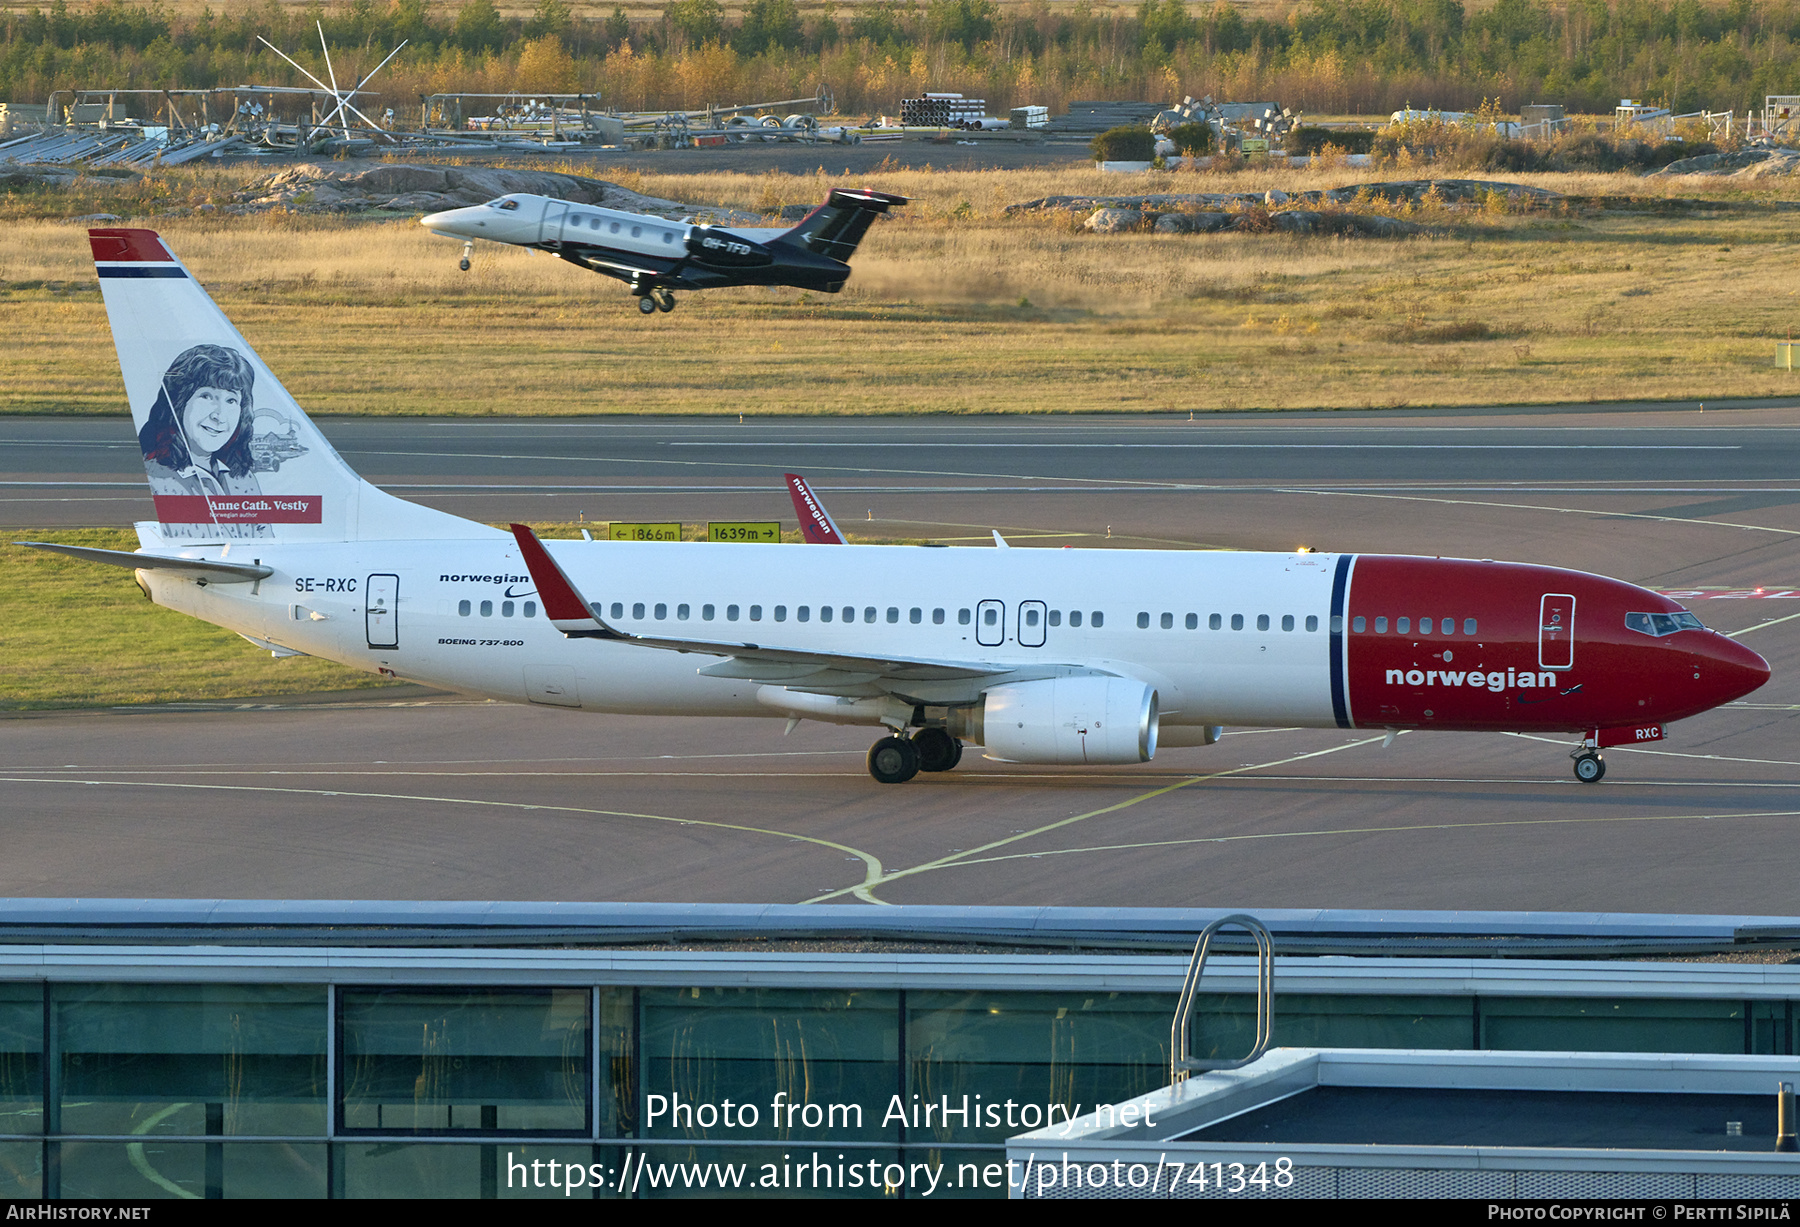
[1009, 178, 1561, 216]
[1651, 148, 1800, 178]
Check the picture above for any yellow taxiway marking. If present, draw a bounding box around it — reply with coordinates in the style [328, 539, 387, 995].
[0, 777, 891, 905]
[1727, 609, 1800, 637]
[800, 734, 1393, 905]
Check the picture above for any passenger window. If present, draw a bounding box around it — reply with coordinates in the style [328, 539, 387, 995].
[480, 600, 493, 617]
[631, 225, 642, 237]
[663, 232, 673, 244]
[843, 607, 854, 623]
[910, 608, 922, 624]
[727, 605, 740, 620]
[677, 604, 690, 620]
[1185, 613, 1197, 630]
[458, 600, 471, 616]
[1281, 615, 1294, 631]
[1257, 614, 1270, 631]
[887, 607, 899, 623]
[797, 606, 810, 622]
[1396, 617, 1410, 634]
[774, 606, 786, 622]
[525, 601, 537, 618]
[633, 602, 645, 619]
[1049, 610, 1062, 627]
[502, 600, 515, 617]
[959, 609, 971, 625]
[749, 605, 762, 621]
[1092, 612, 1104, 627]
[1230, 614, 1244, 630]
[984, 608, 999, 626]
[1025, 608, 1040, 627]
[702, 604, 715, 621]
[655, 603, 667, 620]
[1069, 611, 1082, 627]
[820, 606, 834, 623]
[1160, 613, 1173, 629]
[1374, 617, 1387, 633]
[610, 221, 620, 233]
[1209, 613, 1222, 630]
[1137, 612, 1150, 629]
[1353, 616, 1366, 633]
[1305, 615, 1318, 632]
[610, 602, 623, 618]
[1464, 618, 1477, 635]
[864, 607, 877, 623]
[933, 608, 945, 625]
[1419, 617, 1432, 634]
[591, 217, 600, 229]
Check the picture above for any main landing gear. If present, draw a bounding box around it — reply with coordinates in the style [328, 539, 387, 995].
[868, 728, 964, 783]
[1572, 749, 1606, 783]
[635, 288, 677, 314]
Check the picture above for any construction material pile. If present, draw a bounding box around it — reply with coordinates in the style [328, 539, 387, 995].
[1043, 100, 1163, 134]
[898, 94, 987, 126]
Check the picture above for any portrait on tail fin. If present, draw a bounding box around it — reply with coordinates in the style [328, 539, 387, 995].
[138, 343, 309, 538]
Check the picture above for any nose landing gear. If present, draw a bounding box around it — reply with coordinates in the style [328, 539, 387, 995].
[458, 240, 472, 272]
[1572, 749, 1606, 783]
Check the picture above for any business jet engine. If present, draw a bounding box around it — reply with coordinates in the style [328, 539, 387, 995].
[977, 677, 1159, 765]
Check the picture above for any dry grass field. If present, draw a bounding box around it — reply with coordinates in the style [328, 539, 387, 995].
[4, 160, 1798, 416]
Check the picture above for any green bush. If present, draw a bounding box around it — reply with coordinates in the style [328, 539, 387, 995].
[1166, 122, 1214, 155]
[1288, 126, 1374, 155]
[1090, 126, 1156, 162]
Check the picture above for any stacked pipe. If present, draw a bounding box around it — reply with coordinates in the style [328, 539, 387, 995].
[899, 94, 987, 127]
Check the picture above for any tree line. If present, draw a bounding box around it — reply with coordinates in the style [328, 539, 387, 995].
[3, 0, 1799, 121]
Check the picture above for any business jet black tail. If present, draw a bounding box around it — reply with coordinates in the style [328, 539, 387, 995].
[776, 189, 908, 263]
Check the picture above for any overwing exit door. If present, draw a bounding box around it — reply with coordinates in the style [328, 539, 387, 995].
[976, 600, 1006, 647]
[1018, 600, 1047, 647]
[1539, 593, 1575, 670]
[367, 574, 399, 649]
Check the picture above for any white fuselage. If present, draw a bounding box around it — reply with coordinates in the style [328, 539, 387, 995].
[146, 537, 1342, 730]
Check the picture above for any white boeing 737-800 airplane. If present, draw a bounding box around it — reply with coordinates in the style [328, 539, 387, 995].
[24, 229, 1770, 784]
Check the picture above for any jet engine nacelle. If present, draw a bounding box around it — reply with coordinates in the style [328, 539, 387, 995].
[980, 677, 1159, 765]
[685, 228, 774, 268]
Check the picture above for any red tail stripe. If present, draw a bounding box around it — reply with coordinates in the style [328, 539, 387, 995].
[88, 229, 175, 263]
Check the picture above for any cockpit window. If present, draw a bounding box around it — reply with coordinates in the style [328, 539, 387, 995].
[1625, 610, 1705, 637]
[491, 197, 520, 211]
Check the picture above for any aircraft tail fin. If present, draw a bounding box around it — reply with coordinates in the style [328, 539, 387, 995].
[775, 189, 907, 263]
[90, 228, 488, 544]
[785, 473, 847, 543]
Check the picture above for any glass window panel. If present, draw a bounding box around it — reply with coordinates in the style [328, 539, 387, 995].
[749, 605, 761, 621]
[457, 600, 470, 617]
[502, 601, 514, 618]
[727, 605, 740, 621]
[1396, 617, 1410, 634]
[60, 1141, 325, 1200]
[654, 604, 667, 620]
[0, 985, 40, 1137]
[958, 609, 970, 625]
[639, 988, 898, 1143]
[1306, 615, 1319, 632]
[1136, 613, 1149, 629]
[702, 605, 714, 621]
[1209, 614, 1221, 630]
[55, 984, 324, 1138]
[1185, 614, 1197, 630]
[797, 606, 810, 623]
[338, 1141, 615, 1199]
[480, 600, 492, 617]
[1281, 615, 1294, 631]
[1479, 998, 1746, 1055]
[773, 607, 786, 622]
[1419, 617, 1432, 634]
[1069, 611, 1081, 627]
[887, 607, 899, 624]
[1091, 612, 1103, 627]
[0, 1143, 37, 1198]
[1159, 613, 1172, 630]
[339, 989, 589, 1135]
[1230, 614, 1244, 631]
[820, 606, 833, 623]
[906, 992, 1173, 1145]
[910, 608, 922, 624]
[525, 602, 537, 618]
[1256, 614, 1270, 631]
[1049, 610, 1061, 627]
[632, 603, 645, 619]
[933, 609, 945, 625]
[1374, 617, 1387, 633]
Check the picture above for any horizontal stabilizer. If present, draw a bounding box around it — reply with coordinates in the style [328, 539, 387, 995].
[778, 189, 908, 264]
[14, 540, 272, 583]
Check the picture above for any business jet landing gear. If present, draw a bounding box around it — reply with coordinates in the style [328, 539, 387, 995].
[653, 288, 676, 313]
[912, 728, 963, 773]
[868, 736, 919, 784]
[458, 241, 472, 272]
[636, 294, 658, 315]
[1572, 750, 1606, 783]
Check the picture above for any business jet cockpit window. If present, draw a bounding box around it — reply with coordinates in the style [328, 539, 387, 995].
[487, 197, 521, 210]
[1625, 611, 1706, 638]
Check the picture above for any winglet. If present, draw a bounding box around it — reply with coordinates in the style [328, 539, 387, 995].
[509, 524, 610, 636]
[785, 473, 847, 544]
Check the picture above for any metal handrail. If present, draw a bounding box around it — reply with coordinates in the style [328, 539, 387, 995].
[1170, 913, 1274, 1082]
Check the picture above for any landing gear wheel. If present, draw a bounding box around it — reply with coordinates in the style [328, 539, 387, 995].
[868, 736, 919, 784]
[913, 728, 962, 773]
[654, 289, 676, 313]
[458, 242, 472, 272]
[1573, 752, 1606, 783]
[636, 294, 658, 315]
[458, 257, 471, 272]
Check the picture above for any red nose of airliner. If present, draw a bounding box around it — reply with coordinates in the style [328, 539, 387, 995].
[1693, 633, 1771, 707]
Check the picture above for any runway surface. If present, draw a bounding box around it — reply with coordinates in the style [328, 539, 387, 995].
[4, 406, 1799, 910]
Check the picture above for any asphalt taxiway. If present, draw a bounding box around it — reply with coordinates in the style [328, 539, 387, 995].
[3, 406, 1798, 910]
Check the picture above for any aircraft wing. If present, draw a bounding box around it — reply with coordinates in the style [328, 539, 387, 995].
[14, 541, 273, 583]
[509, 524, 1031, 697]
